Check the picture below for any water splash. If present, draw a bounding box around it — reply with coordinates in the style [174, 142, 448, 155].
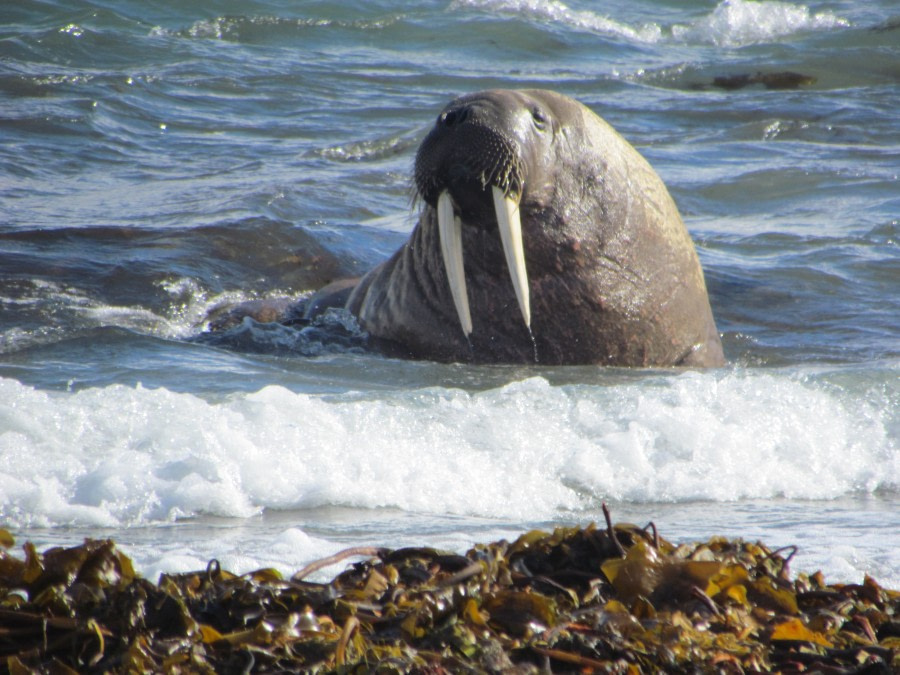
[450, 0, 663, 43]
[0, 368, 894, 529]
[672, 0, 850, 47]
[451, 0, 849, 47]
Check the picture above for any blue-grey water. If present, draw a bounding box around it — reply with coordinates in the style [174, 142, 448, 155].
[1, 0, 898, 586]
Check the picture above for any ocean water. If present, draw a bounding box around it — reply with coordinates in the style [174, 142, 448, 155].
[1, 0, 897, 588]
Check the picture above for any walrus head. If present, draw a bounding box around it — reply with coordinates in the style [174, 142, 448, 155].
[344, 89, 724, 367]
[413, 90, 558, 337]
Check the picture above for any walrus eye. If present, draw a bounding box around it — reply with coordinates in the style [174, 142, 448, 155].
[531, 107, 549, 131]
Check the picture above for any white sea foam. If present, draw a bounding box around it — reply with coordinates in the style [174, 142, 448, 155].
[0, 369, 895, 529]
[450, 0, 848, 46]
[450, 0, 663, 43]
[671, 0, 850, 46]
[0, 277, 301, 353]
[135, 527, 345, 583]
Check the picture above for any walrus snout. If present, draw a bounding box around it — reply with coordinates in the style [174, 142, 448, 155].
[413, 92, 544, 336]
[414, 93, 529, 210]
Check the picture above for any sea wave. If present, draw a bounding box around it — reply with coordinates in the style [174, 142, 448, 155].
[0, 277, 299, 353]
[449, 0, 663, 43]
[450, 0, 849, 46]
[158, 14, 405, 42]
[671, 0, 850, 46]
[1, 368, 895, 528]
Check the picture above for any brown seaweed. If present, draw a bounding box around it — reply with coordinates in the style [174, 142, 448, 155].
[1, 514, 897, 673]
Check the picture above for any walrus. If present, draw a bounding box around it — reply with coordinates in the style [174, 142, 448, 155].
[301, 89, 724, 366]
[215, 89, 724, 366]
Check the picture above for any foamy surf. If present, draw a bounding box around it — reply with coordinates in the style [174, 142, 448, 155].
[0, 277, 306, 353]
[1, 367, 894, 530]
[450, 0, 849, 46]
[671, 0, 850, 46]
[450, 0, 663, 43]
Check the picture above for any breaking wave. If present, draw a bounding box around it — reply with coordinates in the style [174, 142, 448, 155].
[1, 368, 895, 529]
[450, 0, 850, 46]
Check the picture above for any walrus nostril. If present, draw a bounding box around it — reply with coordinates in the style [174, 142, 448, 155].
[439, 106, 471, 128]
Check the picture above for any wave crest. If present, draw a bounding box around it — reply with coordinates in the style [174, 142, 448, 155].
[0, 368, 894, 528]
[672, 0, 850, 46]
[451, 0, 849, 46]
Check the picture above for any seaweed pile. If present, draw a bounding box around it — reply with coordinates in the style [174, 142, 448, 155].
[1, 511, 898, 673]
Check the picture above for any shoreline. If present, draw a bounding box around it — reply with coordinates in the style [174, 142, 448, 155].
[2, 512, 897, 673]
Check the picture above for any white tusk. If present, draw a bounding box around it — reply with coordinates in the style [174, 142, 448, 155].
[437, 190, 472, 336]
[492, 185, 531, 328]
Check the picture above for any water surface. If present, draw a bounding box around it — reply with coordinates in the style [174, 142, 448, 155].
[1, 0, 898, 585]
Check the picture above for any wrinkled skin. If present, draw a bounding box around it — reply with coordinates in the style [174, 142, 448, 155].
[336, 89, 724, 366]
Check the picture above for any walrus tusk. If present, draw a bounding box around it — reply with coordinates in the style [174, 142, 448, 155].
[437, 187, 531, 335]
[437, 190, 473, 336]
[492, 185, 531, 328]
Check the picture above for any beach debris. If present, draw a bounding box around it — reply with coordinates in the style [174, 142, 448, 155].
[1, 515, 897, 673]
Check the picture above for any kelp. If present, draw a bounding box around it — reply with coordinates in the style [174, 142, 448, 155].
[1, 510, 897, 673]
